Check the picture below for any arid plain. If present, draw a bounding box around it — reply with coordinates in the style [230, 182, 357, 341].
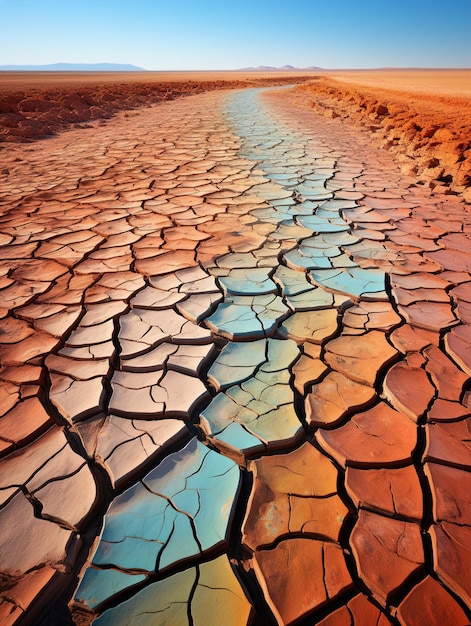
[0, 69, 470, 625]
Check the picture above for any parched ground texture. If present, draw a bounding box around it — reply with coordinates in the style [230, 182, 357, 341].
[0, 72, 311, 143]
[292, 71, 471, 200]
[0, 72, 471, 626]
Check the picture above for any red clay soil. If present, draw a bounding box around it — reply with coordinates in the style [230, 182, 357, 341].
[0, 74, 311, 143]
[2, 70, 469, 201]
[289, 73, 471, 199]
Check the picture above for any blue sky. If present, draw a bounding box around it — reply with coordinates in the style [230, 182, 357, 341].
[1, 0, 470, 70]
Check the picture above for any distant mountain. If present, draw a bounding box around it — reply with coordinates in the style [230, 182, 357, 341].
[239, 66, 280, 71]
[239, 65, 323, 71]
[0, 63, 147, 72]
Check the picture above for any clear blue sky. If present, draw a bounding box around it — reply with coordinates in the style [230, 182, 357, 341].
[1, 0, 470, 70]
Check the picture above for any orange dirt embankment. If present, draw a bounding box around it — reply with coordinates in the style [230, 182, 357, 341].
[0, 72, 312, 143]
[291, 71, 471, 198]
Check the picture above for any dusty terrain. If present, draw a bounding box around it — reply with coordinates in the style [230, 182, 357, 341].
[288, 69, 471, 198]
[0, 71, 470, 625]
[0, 71, 313, 142]
[2, 69, 468, 199]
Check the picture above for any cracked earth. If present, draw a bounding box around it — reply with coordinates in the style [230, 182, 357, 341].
[0, 83, 471, 625]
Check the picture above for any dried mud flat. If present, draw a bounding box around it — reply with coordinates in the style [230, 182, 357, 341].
[0, 71, 471, 626]
[0, 71, 312, 143]
[289, 70, 471, 201]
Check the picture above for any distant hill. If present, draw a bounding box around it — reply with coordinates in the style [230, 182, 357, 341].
[239, 65, 323, 71]
[0, 63, 147, 72]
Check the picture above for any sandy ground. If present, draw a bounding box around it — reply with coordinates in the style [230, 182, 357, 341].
[322, 69, 471, 97]
[0, 70, 318, 90]
[287, 69, 471, 198]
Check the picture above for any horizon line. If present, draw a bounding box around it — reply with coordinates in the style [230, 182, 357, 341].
[1, 63, 471, 73]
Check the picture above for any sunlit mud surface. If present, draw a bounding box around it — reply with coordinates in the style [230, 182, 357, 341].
[0, 84, 470, 625]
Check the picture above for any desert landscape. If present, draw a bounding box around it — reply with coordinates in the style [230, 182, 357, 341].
[2, 69, 469, 199]
[0, 71, 315, 142]
[290, 69, 471, 199]
[0, 66, 471, 626]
